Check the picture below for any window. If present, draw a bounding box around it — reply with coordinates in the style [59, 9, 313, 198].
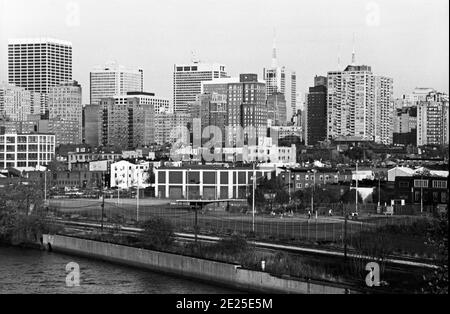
[414, 179, 428, 188]
[296, 183, 302, 188]
[432, 180, 447, 189]
[399, 181, 409, 188]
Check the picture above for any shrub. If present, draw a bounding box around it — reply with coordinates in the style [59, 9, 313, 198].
[138, 216, 174, 250]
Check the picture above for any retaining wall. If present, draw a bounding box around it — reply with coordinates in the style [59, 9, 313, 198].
[42, 234, 354, 294]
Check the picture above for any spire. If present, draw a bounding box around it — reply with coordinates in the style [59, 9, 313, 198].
[351, 33, 356, 65]
[271, 27, 278, 68]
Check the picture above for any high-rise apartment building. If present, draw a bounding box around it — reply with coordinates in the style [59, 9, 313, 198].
[306, 76, 327, 146]
[48, 80, 82, 145]
[8, 38, 73, 113]
[0, 83, 42, 121]
[90, 62, 144, 104]
[417, 91, 449, 146]
[327, 61, 393, 143]
[173, 62, 227, 113]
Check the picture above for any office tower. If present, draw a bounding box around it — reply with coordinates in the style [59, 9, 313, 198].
[393, 106, 417, 146]
[0, 133, 55, 170]
[48, 80, 82, 145]
[90, 62, 144, 104]
[83, 105, 100, 146]
[173, 62, 227, 113]
[0, 83, 42, 121]
[8, 38, 72, 113]
[203, 74, 267, 144]
[306, 76, 327, 146]
[417, 91, 449, 146]
[263, 34, 297, 122]
[327, 56, 393, 142]
[266, 92, 287, 126]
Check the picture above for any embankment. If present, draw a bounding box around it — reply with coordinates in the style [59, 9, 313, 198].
[42, 234, 359, 294]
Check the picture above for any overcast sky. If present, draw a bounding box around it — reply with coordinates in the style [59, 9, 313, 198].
[1, 0, 448, 104]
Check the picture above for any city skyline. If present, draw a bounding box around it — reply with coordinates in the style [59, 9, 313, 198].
[1, 0, 449, 105]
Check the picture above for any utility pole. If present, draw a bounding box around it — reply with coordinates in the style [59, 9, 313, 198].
[44, 170, 47, 205]
[101, 174, 105, 232]
[136, 172, 140, 222]
[378, 175, 381, 206]
[344, 206, 348, 262]
[420, 172, 423, 213]
[195, 203, 199, 243]
[355, 161, 358, 214]
[252, 162, 256, 233]
[288, 168, 291, 203]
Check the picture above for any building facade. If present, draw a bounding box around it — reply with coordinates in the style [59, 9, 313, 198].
[393, 106, 417, 146]
[8, 38, 72, 114]
[306, 77, 327, 146]
[173, 62, 227, 113]
[266, 92, 287, 126]
[0, 82, 42, 121]
[48, 80, 83, 145]
[90, 62, 144, 105]
[262, 37, 297, 122]
[327, 64, 393, 143]
[154, 165, 275, 199]
[110, 160, 150, 189]
[0, 133, 55, 170]
[417, 91, 449, 146]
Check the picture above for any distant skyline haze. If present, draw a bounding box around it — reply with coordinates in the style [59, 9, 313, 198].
[1, 0, 448, 104]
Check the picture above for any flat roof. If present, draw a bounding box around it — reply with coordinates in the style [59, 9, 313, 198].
[8, 38, 72, 46]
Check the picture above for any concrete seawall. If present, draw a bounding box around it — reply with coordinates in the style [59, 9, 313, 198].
[42, 234, 354, 294]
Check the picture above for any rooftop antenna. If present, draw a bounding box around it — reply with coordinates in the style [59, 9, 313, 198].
[351, 33, 356, 66]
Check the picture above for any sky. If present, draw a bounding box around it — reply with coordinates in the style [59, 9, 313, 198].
[0, 0, 449, 104]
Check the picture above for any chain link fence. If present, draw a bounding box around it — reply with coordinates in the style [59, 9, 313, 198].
[46, 198, 432, 248]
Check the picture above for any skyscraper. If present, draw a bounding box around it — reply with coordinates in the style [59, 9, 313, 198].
[327, 56, 393, 143]
[90, 62, 144, 105]
[306, 76, 327, 146]
[417, 91, 449, 146]
[48, 80, 82, 145]
[262, 32, 297, 123]
[173, 62, 227, 113]
[8, 38, 73, 113]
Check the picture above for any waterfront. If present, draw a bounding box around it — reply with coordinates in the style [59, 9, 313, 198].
[0, 246, 239, 294]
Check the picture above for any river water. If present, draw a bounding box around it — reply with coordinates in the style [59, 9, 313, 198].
[0, 246, 239, 294]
